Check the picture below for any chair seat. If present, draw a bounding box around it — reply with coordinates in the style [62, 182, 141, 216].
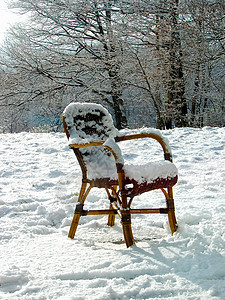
[124, 175, 178, 197]
[93, 160, 178, 196]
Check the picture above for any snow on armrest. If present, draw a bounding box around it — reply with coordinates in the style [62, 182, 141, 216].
[68, 136, 124, 165]
[103, 138, 124, 165]
[119, 127, 162, 136]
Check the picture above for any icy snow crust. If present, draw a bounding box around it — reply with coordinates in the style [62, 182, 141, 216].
[1, 127, 225, 299]
[63, 102, 177, 182]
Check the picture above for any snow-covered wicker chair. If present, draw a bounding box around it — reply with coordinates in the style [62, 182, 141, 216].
[62, 102, 178, 247]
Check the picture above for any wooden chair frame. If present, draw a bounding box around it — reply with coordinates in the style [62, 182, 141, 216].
[62, 112, 178, 248]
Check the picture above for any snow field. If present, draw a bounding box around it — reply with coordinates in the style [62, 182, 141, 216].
[0, 127, 225, 299]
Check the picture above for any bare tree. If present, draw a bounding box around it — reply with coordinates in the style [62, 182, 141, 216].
[0, 0, 224, 132]
[182, 0, 225, 127]
[163, 0, 188, 128]
[1, 0, 130, 129]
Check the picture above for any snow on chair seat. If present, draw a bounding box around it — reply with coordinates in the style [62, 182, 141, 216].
[90, 160, 178, 195]
[62, 102, 178, 248]
[124, 161, 178, 197]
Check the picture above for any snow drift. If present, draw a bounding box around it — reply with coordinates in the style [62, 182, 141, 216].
[0, 127, 225, 299]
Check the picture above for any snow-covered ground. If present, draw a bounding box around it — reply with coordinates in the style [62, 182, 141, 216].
[1, 127, 225, 300]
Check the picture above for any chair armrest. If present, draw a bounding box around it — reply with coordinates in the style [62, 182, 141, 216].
[115, 128, 173, 162]
[69, 138, 124, 165]
[69, 139, 125, 189]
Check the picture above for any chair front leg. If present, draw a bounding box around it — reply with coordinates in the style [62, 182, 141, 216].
[68, 203, 83, 239]
[120, 192, 135, 247]
[167, 187, 178, 234]
[121, 210, 135, 247]
[68, 182, 90, 239]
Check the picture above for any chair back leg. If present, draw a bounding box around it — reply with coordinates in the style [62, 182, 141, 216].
[106, 188, 118, 227]
[107, 203, 116, 226]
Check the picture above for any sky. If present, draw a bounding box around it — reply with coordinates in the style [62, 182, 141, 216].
[0, 0, 21, 43]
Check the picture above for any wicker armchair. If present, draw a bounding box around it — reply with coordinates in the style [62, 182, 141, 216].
[62, 102, 178, 247]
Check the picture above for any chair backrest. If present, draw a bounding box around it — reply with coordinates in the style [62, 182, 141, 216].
[63, 102, 118, 142]
[63, 102, 119, 180]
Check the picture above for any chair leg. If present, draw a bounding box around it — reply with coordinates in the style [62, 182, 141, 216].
[167, 187, 178, 234]
[121, 211, 135, 248]
[68, 212, 81, 239]
[107, 194, 117, 226]
[68, 202, 84, 239]
[162, 187, 178, 234]
[68, 182, 91, 239]
[107, 203, 116, 226]
[168, 205, 178, 234]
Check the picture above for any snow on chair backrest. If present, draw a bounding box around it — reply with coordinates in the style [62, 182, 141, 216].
[63, 102, 120, 180]
[63, 102, 118, 142]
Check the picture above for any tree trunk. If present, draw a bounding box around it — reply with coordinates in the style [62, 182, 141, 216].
[103, 1, 128, 129]
[165, 0, 188, 129]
